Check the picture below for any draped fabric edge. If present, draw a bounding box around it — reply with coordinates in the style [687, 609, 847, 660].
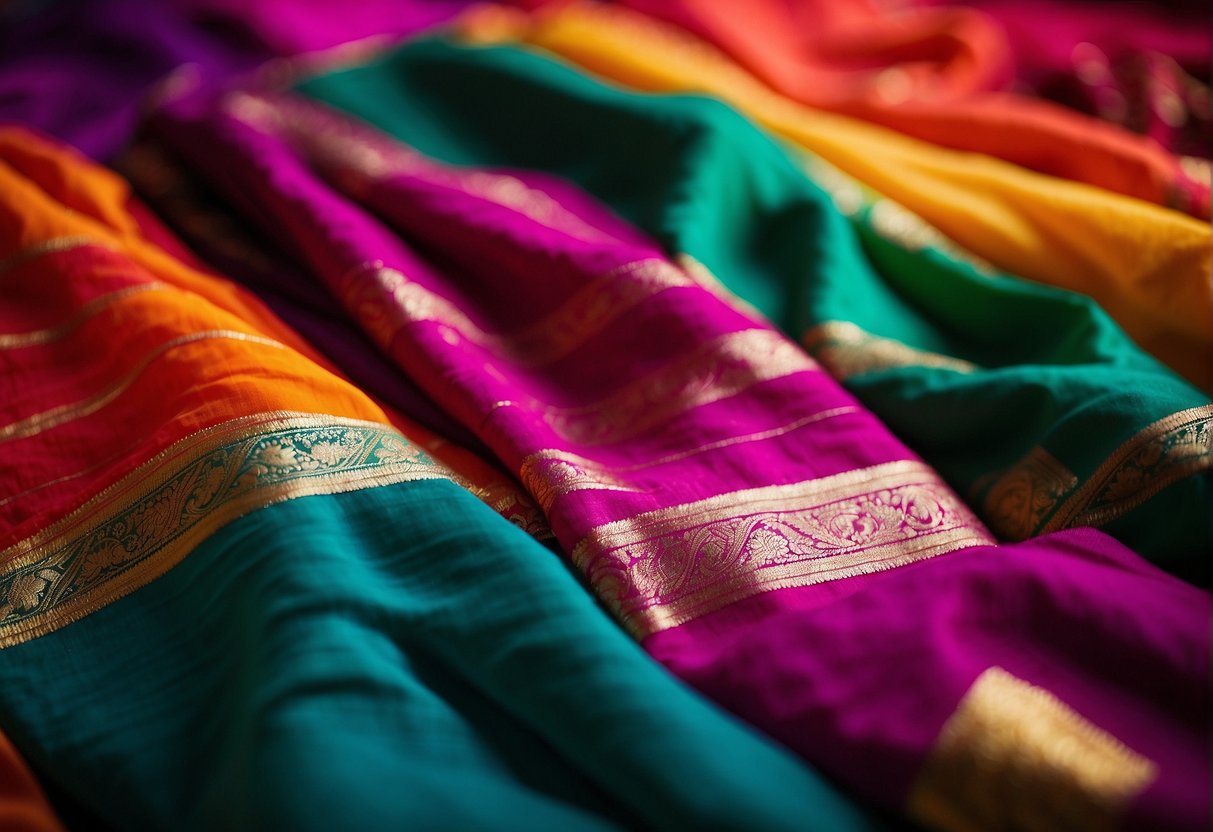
[0, 411, 451, 647]
[572, 459, 996, 638]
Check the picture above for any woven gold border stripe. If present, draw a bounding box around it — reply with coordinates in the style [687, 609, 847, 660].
[0, 282, 167, 350]
[1043, 404, 1213, 532]
[0, 330, 285, 444]
[573, 460, 993, 637]
[0, 412, 451, 647]
[908, 667, 1157, 832]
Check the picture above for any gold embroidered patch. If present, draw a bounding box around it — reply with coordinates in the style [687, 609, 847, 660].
[0, 412, 451, 647]
[908, 667, 1157, 832]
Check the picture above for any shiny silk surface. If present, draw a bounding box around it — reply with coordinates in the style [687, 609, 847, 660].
[456, 3, 1213, 389]
[610, 0, 1209, 217]
[141, 88, 1210, 830]
[0, 129, 878, 831]
[293, 37, 1212, 577]
[943, 0, 1212, 160]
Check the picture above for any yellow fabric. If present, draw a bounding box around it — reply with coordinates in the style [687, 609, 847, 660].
[457, 3, 1213, 389]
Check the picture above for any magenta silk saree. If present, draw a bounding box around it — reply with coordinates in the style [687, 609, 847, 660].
[139, 89, 1209, 831]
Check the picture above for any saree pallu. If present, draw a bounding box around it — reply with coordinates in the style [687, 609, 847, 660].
[140, 86, 1210, 831]
[0, 129, 877, 831]
[592, 0, 1210, 217]
[455, 2, 1213, 390]
[288, 37, 1212, 578]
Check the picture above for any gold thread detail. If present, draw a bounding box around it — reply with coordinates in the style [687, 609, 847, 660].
[571, 460, 992, 637]
[343, 258, 696, 366]
[802, 321, 977, 378]
[0, 282, 168, 350]
[978, 448, 1079, 540]
[489, 328, 819, 446]
[0, 412, 451, 647]
[0, 237, 113, 279]
[224, 91, 621, 246]
[0, 330, 285, 444]
[1042, 404, 1213, 532]
[907, 666, 1157, 832]
[519, 406, 858, 511]
[674, 253, 763, 320]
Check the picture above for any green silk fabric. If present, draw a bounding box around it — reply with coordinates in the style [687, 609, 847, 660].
[0, 480, 877, 830]
[296, 38, 1211, 581]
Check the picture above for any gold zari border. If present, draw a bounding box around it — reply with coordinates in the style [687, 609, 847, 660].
[225, 91, 621, 246]
[908, 667, 1157, 832]
[980, 447, 1078, 540]
[802, 320, 977, 379]
[572, 460, 992, 637]
[344, 257, 697, 366]
[491, 328, 819, 446]
[980, 405, 1213, 538]
[0, 330, 286, 444]
[1043, 404, 1213, 531]
[0, 412, 452, 647]
[519, 406, 858, 511]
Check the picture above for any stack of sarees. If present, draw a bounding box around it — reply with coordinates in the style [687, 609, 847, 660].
[0, 2, 1208, 830]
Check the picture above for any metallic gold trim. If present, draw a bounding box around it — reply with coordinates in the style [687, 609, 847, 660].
[978, 448, 1078, 540]
[571, 460, 992, 637]
[225, 91, 620, 245]
[1042, 404, 1213, 531]
[674, 253, 763, 321]
[800, 155, 995, 273]
[0, 330, 285, 444]
[489, 328, 819, 446]
[0, 412, 451, 647]
[519, 406, 858, 510]
[0, 282, 167, 350]
[0, 435, 147, 511]
[520, 456, 643, 513]
[907, 667, 1157, 832]
[802, 321, 977, 378]
[0, 237, 111, 278]
[344, 257, 695, 366]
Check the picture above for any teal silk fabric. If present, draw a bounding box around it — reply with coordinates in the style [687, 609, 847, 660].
[0, 480, 878, 830]
[296, 38, 1211, 580]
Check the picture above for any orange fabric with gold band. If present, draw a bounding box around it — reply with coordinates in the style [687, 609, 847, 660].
[0, 128, 543, 553]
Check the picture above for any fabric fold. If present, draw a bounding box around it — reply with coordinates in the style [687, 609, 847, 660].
[135, 88, 1209, 830]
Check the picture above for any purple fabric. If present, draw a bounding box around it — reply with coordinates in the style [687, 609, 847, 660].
[0, 0, 267, 160]
[141, 87, 1210, 829]
[182, 0, 472, 55]
[0, 0, 470, 161]
[934, 0, 1212, 157]
[647, 526, 1210, 830]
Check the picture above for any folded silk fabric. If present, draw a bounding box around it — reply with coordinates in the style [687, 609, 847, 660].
[936, 0, 1212, 161]
[129, 83, 1210, 831]
[0, 0, 265, 161]
[455, 2, 1213, 390]
[597, 0, 1210, 218]
[287, 36, 1212, 579]
[0, 0, 473, 164]
[0, 128, 877, 831]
